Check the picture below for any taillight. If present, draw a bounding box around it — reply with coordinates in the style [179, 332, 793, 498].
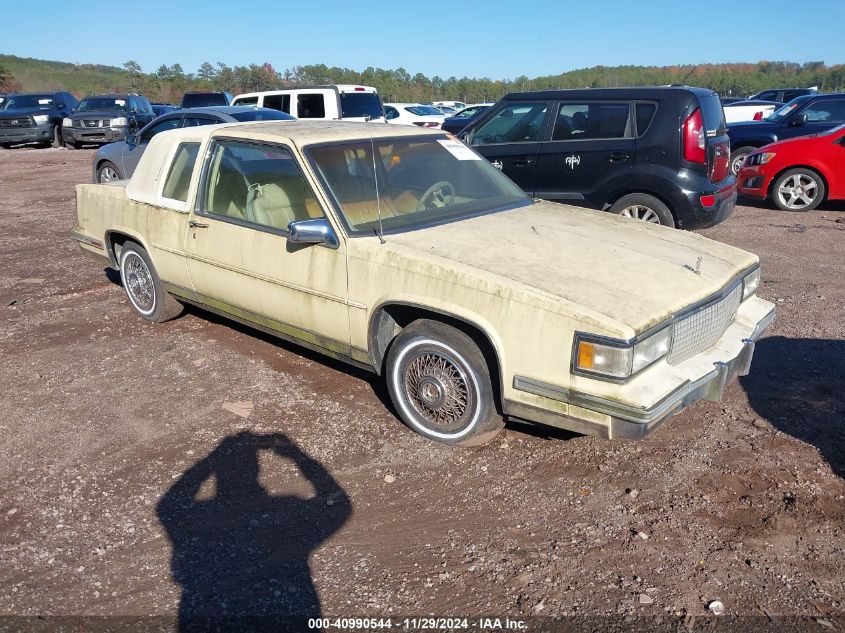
[752, 111, 763, 121]
[413, 121, 440, 128]
[683, 109, 706, 164]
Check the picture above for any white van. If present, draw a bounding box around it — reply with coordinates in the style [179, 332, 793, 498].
[232, 85, 385, 122]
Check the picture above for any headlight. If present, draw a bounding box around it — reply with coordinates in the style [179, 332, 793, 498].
[33, 115, 49, 124]
[747, 152, 776, 166]
[573, 326, 672, 380]
[742, 267, 760, 300]
[62, 118, 72, 127]
[111, 117, 128, 127]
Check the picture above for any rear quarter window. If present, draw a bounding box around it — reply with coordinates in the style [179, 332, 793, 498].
[698, 94, 726, 135]
[162, 142, 201, 202]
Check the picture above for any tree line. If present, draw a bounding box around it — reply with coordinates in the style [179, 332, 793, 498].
[3, 56, 844, 104]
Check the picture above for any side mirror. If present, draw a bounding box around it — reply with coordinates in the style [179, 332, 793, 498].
[57, 102, 65, 109]
[789, 114, 807, 127]
[125, 134, 138, 146]
[288, 218, 338, 248]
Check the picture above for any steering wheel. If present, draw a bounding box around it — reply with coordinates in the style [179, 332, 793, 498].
[416, 181, 456, 211]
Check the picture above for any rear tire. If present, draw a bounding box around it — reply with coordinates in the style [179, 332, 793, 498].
[609, 193, 675, 227]
[730, 146, 756, 175]
[772, 168, 825, 212]
[118, 241, 183, 323]
[386, 319, 504, 446]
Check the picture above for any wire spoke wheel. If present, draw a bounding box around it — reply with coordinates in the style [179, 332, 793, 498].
[402, 349, 475, 433]
[777, 173, 818, 210]
[124, 253, 155, 312]
[619, 204, 661, 223]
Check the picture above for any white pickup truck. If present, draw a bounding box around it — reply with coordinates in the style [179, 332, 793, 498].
[71, 121, 775, 446]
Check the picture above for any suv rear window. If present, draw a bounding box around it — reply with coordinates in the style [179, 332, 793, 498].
[698, 94, 726, 135]
[297, 94, 326, 118]
[181, 93, 229, 108]
[340, 92, 383, 119]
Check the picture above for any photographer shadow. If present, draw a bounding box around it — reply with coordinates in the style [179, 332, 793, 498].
[740, 336, 845, 478]
[157, 432, 352, 631]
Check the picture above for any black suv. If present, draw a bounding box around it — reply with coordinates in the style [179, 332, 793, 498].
[62, 93, 155, 149]
[0, 91, 78, 148]
[728, 93, 845, 174]
[460, 87, 734, 229]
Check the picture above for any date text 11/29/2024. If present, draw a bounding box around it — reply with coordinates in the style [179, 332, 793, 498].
[307, 617, 527, 630]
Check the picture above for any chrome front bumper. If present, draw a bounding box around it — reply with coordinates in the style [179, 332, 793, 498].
[509, 304, 776, 439]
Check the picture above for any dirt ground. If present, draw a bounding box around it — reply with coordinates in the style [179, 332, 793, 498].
[0, 146, 843, 632]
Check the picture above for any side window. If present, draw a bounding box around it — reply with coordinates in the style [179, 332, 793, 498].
[803, 101, 839, 122]
[783, 91, 802, 102]
[552, 102, 631, 141]
[297, 93, 326, 118]
[264, 94, 290, 113]
[236, 96, 259, 106]
[184, 116, 218, 127]
[384, 106, 399, 120]
[162, 143, 200, 202]
[758, 91, 777, 101]
[202, 140, 323, 230]
[470, 102, 549, 145]
[140, 117, 181, 143]
[635, 102, 657, 136]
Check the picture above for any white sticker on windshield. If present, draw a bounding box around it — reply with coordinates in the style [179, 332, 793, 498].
[115, 99, 126, 107]
[38, 99, 51, 105]
[437, 139, 481, 160]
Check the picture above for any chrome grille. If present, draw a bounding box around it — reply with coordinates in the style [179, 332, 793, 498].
[0, 117, 33, 128]
[668, 284, 742, 365]
[83, 119, 102, 128]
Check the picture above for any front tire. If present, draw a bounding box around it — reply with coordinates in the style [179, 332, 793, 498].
[386, 319, 503, 446]
[772, 168, 825, 212]
[51, 125, 63, 148]
[118, 241, 183, 323]
[97, 161, 122, 183]
[730, 146, 756, 175]
[609, 193, 675, 227]
[65, 140, 79, 150]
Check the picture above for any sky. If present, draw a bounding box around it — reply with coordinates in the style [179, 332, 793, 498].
[3, 0, 843, 79]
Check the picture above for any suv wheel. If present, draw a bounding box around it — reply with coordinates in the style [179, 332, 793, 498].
[773, 168, 825, 212]
[609, 193, 675, 227]
[730, 146, 756, 175]
[386, 319, 504, 446]
[65, 140, 79, 150]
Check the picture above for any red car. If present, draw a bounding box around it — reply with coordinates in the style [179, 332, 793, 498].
[737, 124, 845, 211]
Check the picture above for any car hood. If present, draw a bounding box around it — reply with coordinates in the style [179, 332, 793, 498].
[70, 110, 125, 119]
[0, 107, 54, 118]
[386, 201, 757, 334]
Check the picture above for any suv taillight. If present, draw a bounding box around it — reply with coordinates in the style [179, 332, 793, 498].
[683, 109, 706, 164]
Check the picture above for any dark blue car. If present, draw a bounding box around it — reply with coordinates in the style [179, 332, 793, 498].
[728, 93, 845, 174]
[441, 104, 493, 135]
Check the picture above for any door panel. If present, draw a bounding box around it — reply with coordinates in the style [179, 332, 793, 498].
[467, 101, 551, 195]
[184, 139, 350, 353]
[534, 101, 635, 203]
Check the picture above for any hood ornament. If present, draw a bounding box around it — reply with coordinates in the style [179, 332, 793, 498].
[684, 256, 702, 275]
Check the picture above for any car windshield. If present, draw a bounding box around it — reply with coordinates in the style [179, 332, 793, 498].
[406, 105, 443, 116]
[3, 95, 53, 110]
[309, 136, 529, 236]
[77, 97, 128, 112]
[340, 92, 384, 119]
[229, 109, 296, 122]
[763, 96, 812, 122]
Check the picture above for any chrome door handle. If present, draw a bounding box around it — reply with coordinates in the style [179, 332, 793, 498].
[188, 220, 209, 228]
